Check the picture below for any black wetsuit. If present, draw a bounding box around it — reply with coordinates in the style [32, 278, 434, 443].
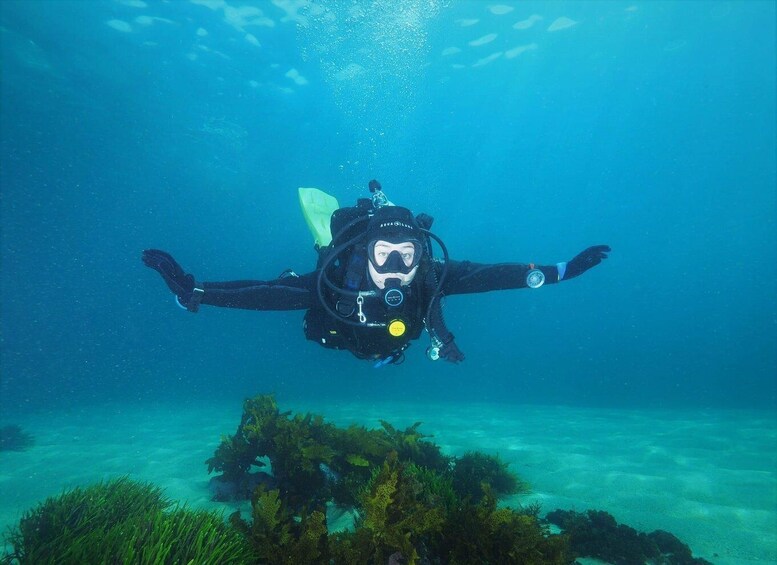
[197, 260, 560, 361]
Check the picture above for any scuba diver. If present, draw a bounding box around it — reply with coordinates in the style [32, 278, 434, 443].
[142, 180, 610, 366]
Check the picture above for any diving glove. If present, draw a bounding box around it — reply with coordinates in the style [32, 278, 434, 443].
[561, 245, 611, 280]
[141, 249, 201, 311]
[440, 339, 465, 364]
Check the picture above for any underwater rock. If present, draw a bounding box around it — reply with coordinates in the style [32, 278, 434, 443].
[208, 471, 276, 502]
[0, 424, 34, 451]
[546, 509, 712, 565]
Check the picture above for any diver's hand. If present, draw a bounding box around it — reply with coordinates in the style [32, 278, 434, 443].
[563, 245, 611, 279]
[141, 249, 195, 303]
[440, 339, 465, 363]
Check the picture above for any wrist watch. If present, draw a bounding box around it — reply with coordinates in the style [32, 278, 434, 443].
[525, 264, 545, 289]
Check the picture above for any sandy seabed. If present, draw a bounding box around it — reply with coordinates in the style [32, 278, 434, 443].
[1, 398, 775, 564]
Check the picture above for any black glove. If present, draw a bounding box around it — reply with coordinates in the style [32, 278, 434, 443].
[440, 339, 465, 364]
[564, 245, 611, 279]
[142, 249, 196, 306]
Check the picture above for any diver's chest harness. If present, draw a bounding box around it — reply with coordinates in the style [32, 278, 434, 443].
[310, 181, 461, 365]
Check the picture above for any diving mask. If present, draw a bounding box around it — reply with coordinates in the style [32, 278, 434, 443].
[367, 239, 423, 275]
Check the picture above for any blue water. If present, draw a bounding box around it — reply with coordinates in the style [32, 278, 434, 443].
[1, 0, 775, 413]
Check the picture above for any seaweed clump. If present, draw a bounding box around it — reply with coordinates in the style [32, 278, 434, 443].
[2, 476, 253, 564]
[207, 394, 568, 564]
[206, 394, 456, 512]
[452, 451, 530, 502]
[546, 509, 713, 565]
[0, 425, 34, 451]
[329, 451, 447, 563]
[229, 486, 328, 565]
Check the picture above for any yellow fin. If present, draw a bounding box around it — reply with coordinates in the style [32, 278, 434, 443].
[298, 187, 340, 247]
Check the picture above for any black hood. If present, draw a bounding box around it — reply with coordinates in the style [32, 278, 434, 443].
[366, 206, 423, 244]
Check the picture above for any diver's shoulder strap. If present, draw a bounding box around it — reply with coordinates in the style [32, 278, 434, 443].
[333, 249, 367, 317]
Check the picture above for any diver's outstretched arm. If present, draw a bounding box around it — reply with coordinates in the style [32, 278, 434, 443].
[141, 249, 317, 312]
[440, 245, 611, 295]
[199, 274, 316, 310]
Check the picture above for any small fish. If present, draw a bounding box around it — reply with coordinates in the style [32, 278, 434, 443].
[319, 462, 340, 484]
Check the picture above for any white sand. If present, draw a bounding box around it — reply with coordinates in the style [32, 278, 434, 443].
[1, 399, 774, 563]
